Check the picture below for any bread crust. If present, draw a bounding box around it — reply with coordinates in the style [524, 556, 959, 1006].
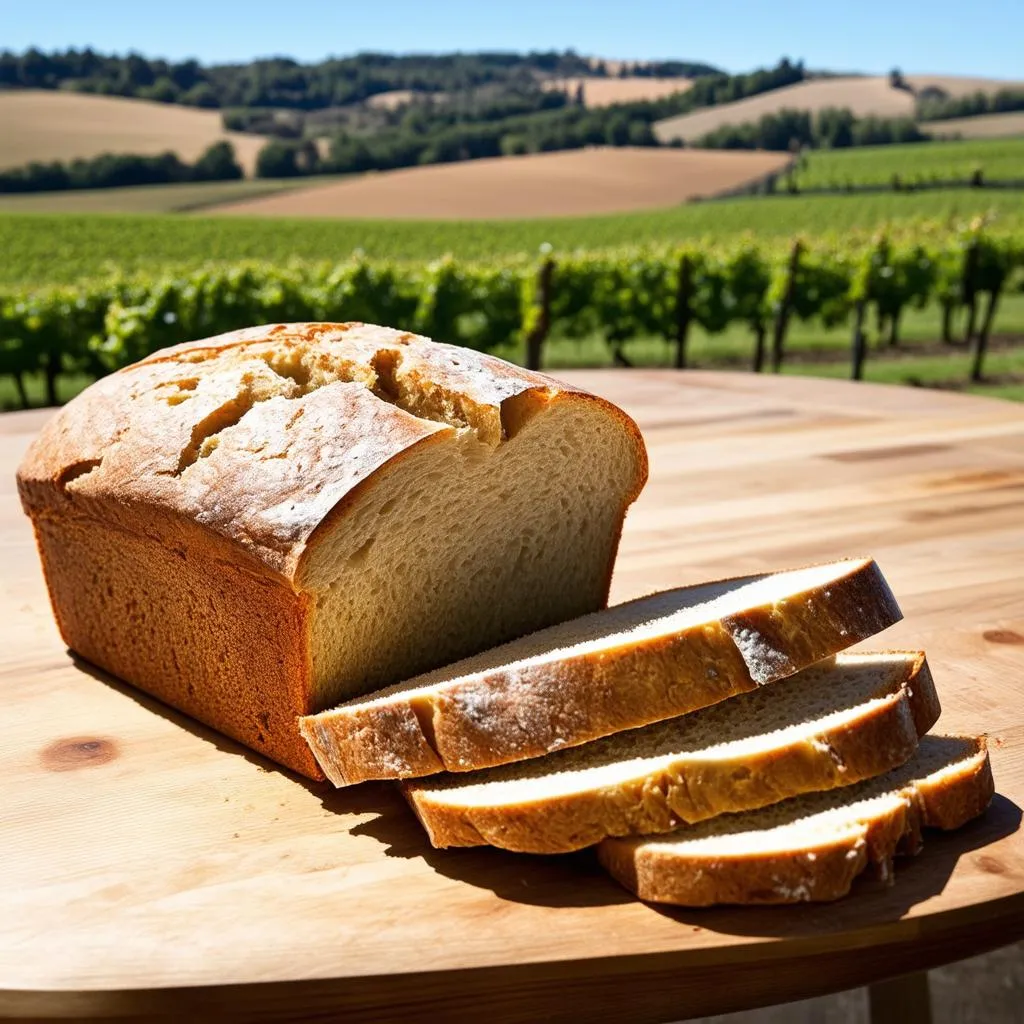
[597, 736, 993, 906]
[17, 323, 647, 776]
[403, 652, 939, 853]
[301, 558, 903, 785]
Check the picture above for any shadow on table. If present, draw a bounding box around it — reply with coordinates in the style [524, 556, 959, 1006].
[71, 654, 1023, 922]
[71, 653, 632, 908]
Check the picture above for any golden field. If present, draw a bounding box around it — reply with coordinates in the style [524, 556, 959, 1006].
[0, 90, 268, 173]
[208, 146, 791, 219]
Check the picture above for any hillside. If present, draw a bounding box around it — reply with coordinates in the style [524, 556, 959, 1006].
[654, 74, 1024, 144]
[926, 111, 1024, 139]
[207, 147, 791, 220]
[0, 91, 267, 174]
[655, 77, 912, 143]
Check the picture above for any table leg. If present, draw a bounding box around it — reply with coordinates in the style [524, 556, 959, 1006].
[868, 970, 933, 1024]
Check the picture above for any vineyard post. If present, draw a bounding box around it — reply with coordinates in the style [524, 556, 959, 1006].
[771, 241, 802, 373]
[674, 253, 693, 369]
[961, 241, 980, 345]
[887, 307, 901, 347]
[970, 284, 1002, 383]
[851, 300, 868, 381]
[525, 258, 554, 371]
[941, 302, 954, 344]
[11, 372, 29, 409]
[43, 350, 60, 407]
[752, 322, 767, 372]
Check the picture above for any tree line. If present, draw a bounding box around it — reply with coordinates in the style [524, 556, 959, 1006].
[255, 106, 658, 178]
[0, 142, 242, 193]
[0, 47, 717, 110]
[916, 87, 1024, 122]
[692, 107, 928, 151]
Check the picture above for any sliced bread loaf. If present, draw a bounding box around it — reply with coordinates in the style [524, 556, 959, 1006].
[403, 651, 939, 852]
[301, 558, 902, 785]
[597, 735, 993, 906]
[17, 323, 647, 777]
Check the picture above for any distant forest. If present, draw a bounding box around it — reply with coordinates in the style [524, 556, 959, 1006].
[0, 48, 721, 109]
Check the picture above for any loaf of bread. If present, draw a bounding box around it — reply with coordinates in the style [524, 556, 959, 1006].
[404, 651, 939, 852]
[597, 735, 993, 906]
[17, 322, 647, 776]
[302, 558, 902, 785]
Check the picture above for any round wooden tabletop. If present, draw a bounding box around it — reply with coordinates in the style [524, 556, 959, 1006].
[2, 371, 1022, 1023]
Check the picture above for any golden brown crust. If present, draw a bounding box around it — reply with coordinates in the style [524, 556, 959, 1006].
[301, 559, 903, 786]
[19, 323, 645, 578]
[17, 323, 647, 778]
[597, 737, 993, 906]
[403, 652, 939, 853]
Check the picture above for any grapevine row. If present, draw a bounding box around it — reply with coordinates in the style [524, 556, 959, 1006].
[2, 225, 1022, 408]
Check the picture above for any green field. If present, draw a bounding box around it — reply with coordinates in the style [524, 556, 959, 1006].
[3, 188, 1024, 287]
[0, 177, 341, 215]
[794, 136, 1024, 190]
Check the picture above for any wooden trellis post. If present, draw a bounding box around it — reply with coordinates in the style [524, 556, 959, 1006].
[525, 258, 554, 371]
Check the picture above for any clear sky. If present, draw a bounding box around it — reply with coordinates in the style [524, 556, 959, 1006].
[3, 0, 1023, 79]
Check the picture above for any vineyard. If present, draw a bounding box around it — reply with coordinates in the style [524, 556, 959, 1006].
[3, 222, 1022, 409]
[4, 190, 1024, 286]
[792, 137, 1024, 191]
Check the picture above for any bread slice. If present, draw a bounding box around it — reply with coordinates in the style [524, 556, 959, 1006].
[17, 323, 647, 777]
[598, 735, 993, 906]
[403, 651, 939, 852]
[301, 558, 902, 785]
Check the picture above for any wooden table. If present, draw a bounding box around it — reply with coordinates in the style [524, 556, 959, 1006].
[2, 371, 1023, 1023]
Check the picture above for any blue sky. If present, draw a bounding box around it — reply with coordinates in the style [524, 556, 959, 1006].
[4, 0, 1023, 79]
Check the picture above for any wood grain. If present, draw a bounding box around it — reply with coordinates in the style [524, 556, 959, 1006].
[2, 370, 1023, 1022]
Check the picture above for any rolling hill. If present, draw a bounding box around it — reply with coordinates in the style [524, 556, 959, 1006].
[207, 147, 791, 220]
[0, 91, 268, 174]
[654, 75, 1024, 144]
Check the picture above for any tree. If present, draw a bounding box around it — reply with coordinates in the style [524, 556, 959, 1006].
[255, 140, 301, 178]
[889, 68, 907, 91]
[605, 114, 631, 146]
[192, 141, 244, 181]
[181, 82, 219, 108]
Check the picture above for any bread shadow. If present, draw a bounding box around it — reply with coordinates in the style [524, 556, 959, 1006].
[339, 789, 636, 908]
[68, 654, 630, 907]
[68, 655, 1021, 920]
[68, 653, 318, 779]
[644, 793, 1022, 938]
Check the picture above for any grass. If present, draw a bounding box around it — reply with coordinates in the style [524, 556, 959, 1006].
[3, 189, 1024, 287]
[794, 136, 1024, 190]
[0, 176, 343, 215]
[6, 294, 1022, 410]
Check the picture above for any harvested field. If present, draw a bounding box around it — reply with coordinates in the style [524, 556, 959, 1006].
[906, 74, 1024, 97]
[541, 76, 693, 107]
[655, 77, 912, 143]
[209, 146, 790, 219]
[364, 90, 418, 110]
[0, 90, 268, 174]
[654, 74, 1024, 144]
[926, 112, 1024, 139]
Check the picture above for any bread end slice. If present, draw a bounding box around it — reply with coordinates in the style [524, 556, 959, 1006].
[597, 735, 993, 906]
